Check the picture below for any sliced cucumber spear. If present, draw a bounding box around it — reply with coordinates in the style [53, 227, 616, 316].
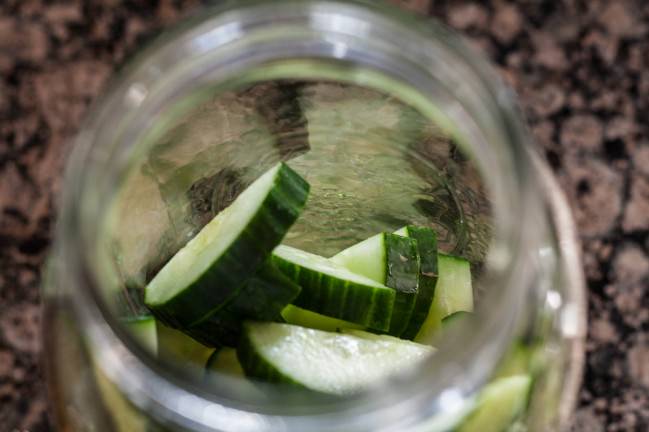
[330, 232, 387, 283]
[415, 253, 473, 343]
[156, 322, 214, 377]
[281, 305, 363, 333]
[441, 311, 472, 326]
[181, 263, 301, 347]
[121, 315, 158, 354]
[382, 234, 419, 335]
[117, 286, 158, 354]
[494, 341, 545, 380]
[237, 322, 433, 395]
[205, 347, 268, 400]
[205, 347, 245, 377]
[331, 233, 420, 335]
[457, 375, 532, 432]
[394, 225, 438, 339]
[272, 245, 396, 331]
[145, 162, 309, 328]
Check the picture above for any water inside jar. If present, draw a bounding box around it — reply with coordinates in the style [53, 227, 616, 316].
[106, 80, 493, 379]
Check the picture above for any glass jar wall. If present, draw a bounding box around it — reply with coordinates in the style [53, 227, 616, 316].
[42, 1, 586, 431]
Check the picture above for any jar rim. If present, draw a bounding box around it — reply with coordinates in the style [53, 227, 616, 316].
[54, 1, 578, 431]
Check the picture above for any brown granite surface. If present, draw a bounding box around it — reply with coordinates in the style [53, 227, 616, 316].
[0, 0, 647, 431]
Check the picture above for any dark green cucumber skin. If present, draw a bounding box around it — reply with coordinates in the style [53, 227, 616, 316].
[147, 163, 309, 328]
[186, 312, 240, 347]
[400, 226, 438, 340]
[180, 263, 301, 347]
[384, 233, 420, 336]
[236, 322, 309, 390]
[272, 255, 395, 332]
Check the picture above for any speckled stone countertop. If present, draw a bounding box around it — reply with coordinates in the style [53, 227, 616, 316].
[0, 1, 647, 431]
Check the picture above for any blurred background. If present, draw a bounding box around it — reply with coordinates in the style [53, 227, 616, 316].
[0, 0, 647, 431]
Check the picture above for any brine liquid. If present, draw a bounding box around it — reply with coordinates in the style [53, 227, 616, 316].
[109, 81, 491, 293]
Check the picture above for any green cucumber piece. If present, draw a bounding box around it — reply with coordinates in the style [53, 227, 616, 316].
[341, 329, 435, 347]
[495, 342, 545, 380]
[441, 311, 472, 326]
[495, 344, 533, 380]
[281, 305, 364, 332]
[181, 263, 301, 347]
[416, 254, 473, 342]
[204, 347, 268, 400]
[330, 232, 386, 282]
[382, 234, 419, 335]
[122, 315, 158, 354]
[331, 233, 420, 335]
[272, 245, 396, 331]
[156, 322, 213, 376]
[145, 162, 309, 328]
[205, 348, 244, 377]
[117, 285, 158, 354]
[395, 226, 438, 340]
[237, 322, 433, 395]
[457, 375, 532, 432]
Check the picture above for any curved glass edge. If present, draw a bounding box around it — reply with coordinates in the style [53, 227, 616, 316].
[45, 0, 584, 432]
[533, 154, 587, 429]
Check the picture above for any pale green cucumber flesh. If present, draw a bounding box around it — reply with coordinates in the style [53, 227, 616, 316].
[272, 245, 395, 331]
[457, 375, 532, 432]
[204, 347, 266, 399]
[341, 329, 436, 349]
[393, 226, 408, 236]
[495, 342, 545, 380]
[205, 348, 245, 377]
[281, 305, 364, 332]
[330, 232, 421, 335]
[237, 322, 433, 395]
[416, 253, 473, 343]
[442, 311, 472, 326]
[181, 263, 301, 347]
[396, 225, 438, 340]
[122, 315, 157, 354]
[156, 322, 213, 376]
[330, 233, 386, 282]
[144, 162, 309, 328]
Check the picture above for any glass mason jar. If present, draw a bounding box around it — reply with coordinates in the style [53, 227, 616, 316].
[42, 1, 586, 431]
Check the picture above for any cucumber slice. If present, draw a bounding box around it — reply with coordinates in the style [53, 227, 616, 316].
[145, 162, 309, 328]
[395, 226, 438, 340]
[341, 329, 435, 347]
[495, 342, 545, 380]
[272, 245, 396, 331]
[495, 344, 533, 380]
[156, 322, 213, 376]
[331, 233, 420, 335]
[181, 263, 301, 347]
[457, 375, 532, 432]
[416, 254, 473, 342]
[122, 315, 157, 354]
[383, 234, 419, 335]
[330, 233, 386, 282]
[281, 305, 364, 332]
[205, 348, 244, 377]
[204, 347, 268, 400]
[237, 322, 433, 395]
[441, 311, 472, 326]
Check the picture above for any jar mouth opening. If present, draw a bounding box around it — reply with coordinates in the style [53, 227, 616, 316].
[57, 1, 544, 430]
